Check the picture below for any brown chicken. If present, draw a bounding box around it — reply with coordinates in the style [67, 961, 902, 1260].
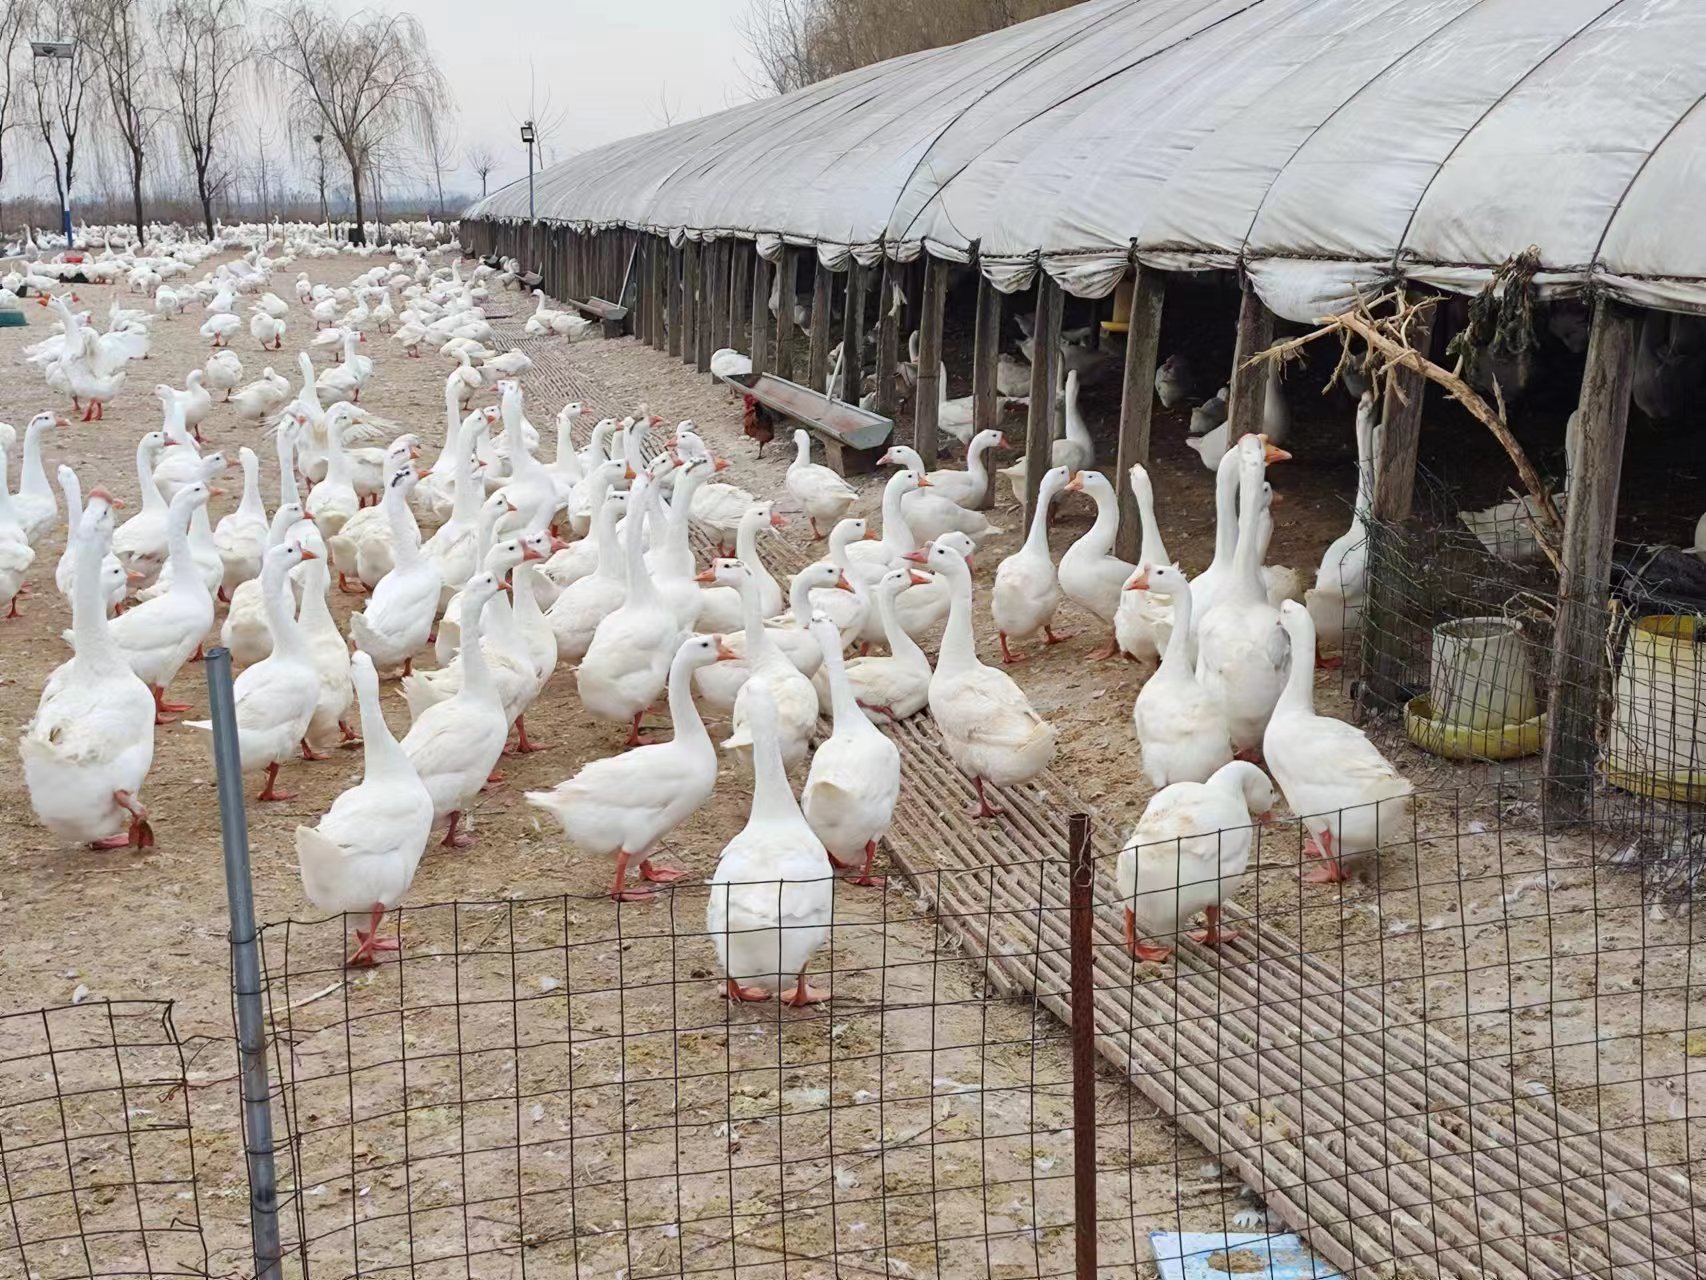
[742, 393, 777, 456]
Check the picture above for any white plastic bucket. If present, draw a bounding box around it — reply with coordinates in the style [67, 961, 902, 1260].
[1429, 616, 1537, 731]
[1604, 615, 1706, 802]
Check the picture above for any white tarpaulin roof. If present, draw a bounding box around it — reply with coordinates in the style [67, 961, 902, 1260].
[465, 0, 1706, 320]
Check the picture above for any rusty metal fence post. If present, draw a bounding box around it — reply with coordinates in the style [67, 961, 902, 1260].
[1069, 811, 1097, 1280]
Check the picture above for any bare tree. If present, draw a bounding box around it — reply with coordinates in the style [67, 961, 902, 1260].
[86, 0, 160, 244]
[507, 60, 568, 165]
[266, 1, 447, 245]
[465, 140, 497, 198]
[421, 111, 455, 221]
[161, 0, 249, 240]
[28, 0, 100, 239]
[0, 0, 34, 227]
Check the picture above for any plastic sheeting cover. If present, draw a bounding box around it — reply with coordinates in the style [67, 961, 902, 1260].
[466, 0, 1706, 320]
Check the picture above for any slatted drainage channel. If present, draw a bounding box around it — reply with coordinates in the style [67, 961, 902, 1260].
[495, 315, 1706, 1280]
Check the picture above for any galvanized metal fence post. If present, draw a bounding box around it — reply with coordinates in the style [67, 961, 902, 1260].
[1068, 811, 1098, 1280]
[206, 647, 283, 1280]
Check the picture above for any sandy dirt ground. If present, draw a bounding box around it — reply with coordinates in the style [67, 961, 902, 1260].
[1, 250, 1701, 1280]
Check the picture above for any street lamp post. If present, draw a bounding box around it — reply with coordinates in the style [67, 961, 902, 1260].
[30, 39, 75, 249]
[312, 133, 327, 236]
[520, 120, 535, 266]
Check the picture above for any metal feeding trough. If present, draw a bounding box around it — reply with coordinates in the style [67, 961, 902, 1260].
[716, 370, 894, 474]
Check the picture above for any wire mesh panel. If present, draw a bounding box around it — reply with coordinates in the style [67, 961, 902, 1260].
[0, 1001, 208, 1280]
[254, 874, 1084, 1280]
[1090, 791, 1706, 1279]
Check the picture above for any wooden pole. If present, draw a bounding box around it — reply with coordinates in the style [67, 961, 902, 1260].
[1023, 273, 1062, 528]
[971, 266, 1002, 510]
[631, 235, 646, 341]
[1543, 299, 1637, 821]
[672, 242, 685, 356]
[1358, 291, 1437, 711]
[750, 251, 773, 376]
[876, 257, 900, 418]
[649, 235, 665, 348]
[807, 256, 833, 393]
[700, 240, 722, 372]
[728, 240, 747, 352]
[1226, 275, 1274, 439]
[1113, 264, 1165, 561]
[839, 261, 866, 404]
[912, 256, 947, 470]
[680, 239, 699, 367]
[773, 246, 796, 381]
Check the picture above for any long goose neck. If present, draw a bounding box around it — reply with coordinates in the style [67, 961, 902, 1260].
[1159, 582, 1193, 671]
[879, 585, 926, 665]
[324, 418, 352, 482]
[748, 703, 798, 826]
[163, 498, 196, 580]
[356, 671, 411, 778]
[0, 453, 16, 523]
[1136, 481, 1168, 566]
[57, 466, 81, 529]
[1021, 482, 1053, 556]
[386, 483, 420, 564]
[882, 482, 917, 551]
[623, 482, 658, 603]
[788, 574, 816, 627]
[1278, 622, 1316, 715]
[458, 598, 499, 704]
[262, 560, 307, 658]
[298, 558, 336, 631]
[819, 633, 863, 729]
[739, 575, 772, 657]
[449, 420, 483, 522]
[666, 651, 711, 749]
[1231, 464, 1265, 593]
[237, 453, 264, 520]
[1084, 483, 1119, 554]
[936, 565, 978, 671]
[593, 498, 624, 578]
[22, 422, 50, 488]
[70, 522, 124, 670]
[1208, 454, 1239, 570]
[136, 441, 166, 512]
[966, 435, 994, 488]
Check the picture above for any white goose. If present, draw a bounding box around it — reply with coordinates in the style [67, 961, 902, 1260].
[420, 412, 498, 601]
[880, 439, 1005, 544]
[1265, 601, 1414, 884]
[784, 428, 857, 539]
[306, 408, 360, 548]
[1306, 391, 1379, 662]
[881, 428, 1003, 509]
[1112, 463, 1176, 663]
[991, 464, 1072, 663]
[1056, 469, 1134, 660]
[1127, 564, 1232, 788]
[997, 369, 1093, 502]
[219, 503, 304, 667]
[54, 465, 127, 614]
[695, 561, 849, 713]
[137, 452, 228, 602]
[293, 533, 358, 757]
[527, 634, 734, 900]
[213, 446, 270, 598]
[184, 539, 322, 801]
[802, 613, 900, 886]
[718, 559, 819, 769]
[430, 490, 516, 662]
[690, 501, 786, 633]
[0, 449, 36, 618]
[295, 651, 434, 967]
[328, 435, 422, 589]
[577, 473, 683, 745]
[706, 676, 835, 1005]
[349, 468, 442, 675]
[13, 411, 63, 543]
[400, 573, 510, 848]
[813, 566, 933, 724]
[21, 493, 156, 850]
[1117, 761, 1274, 962]
[911, 538, 1055, 818]
[1195, 435, 1290, 755]
[546, 488, 628, 661]
[100, 482, 216, 723]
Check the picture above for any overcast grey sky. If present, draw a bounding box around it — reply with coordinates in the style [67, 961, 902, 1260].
[416, 0, 758, 196]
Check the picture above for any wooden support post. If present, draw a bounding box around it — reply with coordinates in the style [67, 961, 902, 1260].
[971, 268, 1002, 510]
[1543, 300, 1637, 821]
[681, 239, 699, 367]
[700, 240, 721, 372]
[633, 236, 648, 342]
[1358, 293, 1437, 711]
[654, 235, 669, 349]
[666, 242, 683, 357]
[1226, 275, 1274, 439]
[840, 261, 866, 403]
[876, 257, 900, 418]
[912, 256, 947, 470]
[727, 241, 746, 351]
[642, 236, 657, 347]
[1023, 273, 1063, 528]
[773, 246, 796, 381]
[750, 251, 773, 376]
[1113, 265, 1165, 561]
[807, 257, 833, 393]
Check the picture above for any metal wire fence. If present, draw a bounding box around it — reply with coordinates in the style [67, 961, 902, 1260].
[0, 1001, 208, 1280]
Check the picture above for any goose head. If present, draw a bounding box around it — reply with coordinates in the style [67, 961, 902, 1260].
[1125, 562, 1186, 596]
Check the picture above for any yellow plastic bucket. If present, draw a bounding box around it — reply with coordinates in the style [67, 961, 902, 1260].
[1405, 694, 1544, 761]
[1603, 615, 1706, 803]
